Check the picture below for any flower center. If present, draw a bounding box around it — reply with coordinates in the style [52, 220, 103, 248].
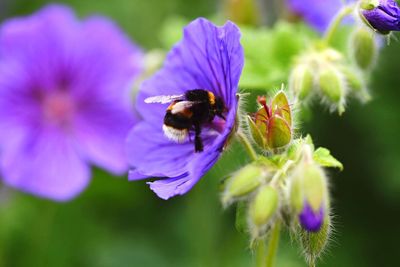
[42, 91, 75, 127]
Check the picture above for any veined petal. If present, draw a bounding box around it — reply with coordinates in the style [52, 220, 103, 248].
[128, 18, 243, 199]
[127, 122, 194, 179]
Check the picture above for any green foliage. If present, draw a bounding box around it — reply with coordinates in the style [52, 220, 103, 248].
[239, 22, 316, 90]
[313, 147, 344, 170]
[235, 201, 248, 234]
[159, 16, 187, 49]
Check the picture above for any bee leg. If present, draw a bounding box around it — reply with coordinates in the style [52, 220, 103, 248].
[194, 123, 204, 152]
[217, 114, 226, 121]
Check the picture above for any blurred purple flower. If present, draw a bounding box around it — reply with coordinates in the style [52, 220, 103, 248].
[127, 18, 244, 200]
[286, 0, 353, 32]
[361, 0, 400, 33]
[299, 202, 324, 232]
[0, 5, 142, 201]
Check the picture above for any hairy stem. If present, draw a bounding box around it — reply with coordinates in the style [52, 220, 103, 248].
[256, 239, 266, 267]
[237, 131, 258, 161]
[324, 4, 355, 45]
[265, 221, 281, 267]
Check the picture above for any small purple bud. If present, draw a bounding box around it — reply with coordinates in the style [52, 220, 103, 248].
[361, 0, 400, 33]
[299, 202, 324, 232]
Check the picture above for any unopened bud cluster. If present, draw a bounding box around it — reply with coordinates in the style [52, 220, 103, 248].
[289, 47, 347, 113]
[247, 91, 293, 151]
[222, 133, 340, 265]
[222, 159, 281, 239]
[289, 44, 371, 113]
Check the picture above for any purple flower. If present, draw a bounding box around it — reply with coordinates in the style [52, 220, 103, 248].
[286, 0, 352, 32]
[127, 18, 244, 200]
[361, 0, 400, 33]
[0, 5, 142, 201]
[299, 202, 324, 232]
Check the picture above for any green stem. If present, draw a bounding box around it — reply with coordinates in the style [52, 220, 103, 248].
[324, 4, 355, 45]
[265, 221, 281, 267]
[237, 131, 258, 161]
[256, 239, 266, 267]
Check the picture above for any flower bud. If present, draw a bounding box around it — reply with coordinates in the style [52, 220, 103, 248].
[299, 215, 331, 265]
[266, 116, 292, 149]
[289, 155, 329, 232]
[249, 186, 279, 226]
[249, 91, 292, 151]
[360, 0, 400, 34]
[339, 66, 371, 102]
[299, 202, 324, 232]
[302, 165, 326, 212]
[223, 164, 263, 205]
[318, 67, 346, 114]
[289, 64, 314, 100]
[339, 66, 363, 92]
[318, 67, 344, 103]
[349, 27, 377, 70]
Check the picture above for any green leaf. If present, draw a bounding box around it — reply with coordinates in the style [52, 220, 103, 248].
[313, 147, 343, 170]
[255, 155, 281, 169]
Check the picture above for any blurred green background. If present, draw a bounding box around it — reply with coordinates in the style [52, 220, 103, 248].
[0, 0, 399, 266]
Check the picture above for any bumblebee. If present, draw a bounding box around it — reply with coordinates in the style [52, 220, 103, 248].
[145, 89, 226, 152]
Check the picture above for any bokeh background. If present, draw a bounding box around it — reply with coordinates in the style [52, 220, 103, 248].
[0, 0, 399, 266]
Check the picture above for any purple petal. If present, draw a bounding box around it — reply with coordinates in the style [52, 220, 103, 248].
[362, 0, 400, 32]
[0, 4, 142, 200]
[0, 5, 77, 59]
[72, 16, 143, 105]
[299, 202, 324, 232]
[287, 0, 353, 32]
[136, 18, 243, 127]
[1, 127, 90, 201]
[73, 102, 136, 174]
[127, 18, 243, 199]
[127, 122, 194, 179]
[147, 175, 191, 200]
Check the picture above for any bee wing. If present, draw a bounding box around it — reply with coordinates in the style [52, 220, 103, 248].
[170, 101, 196, 114]
[144, 94, 184, 104]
